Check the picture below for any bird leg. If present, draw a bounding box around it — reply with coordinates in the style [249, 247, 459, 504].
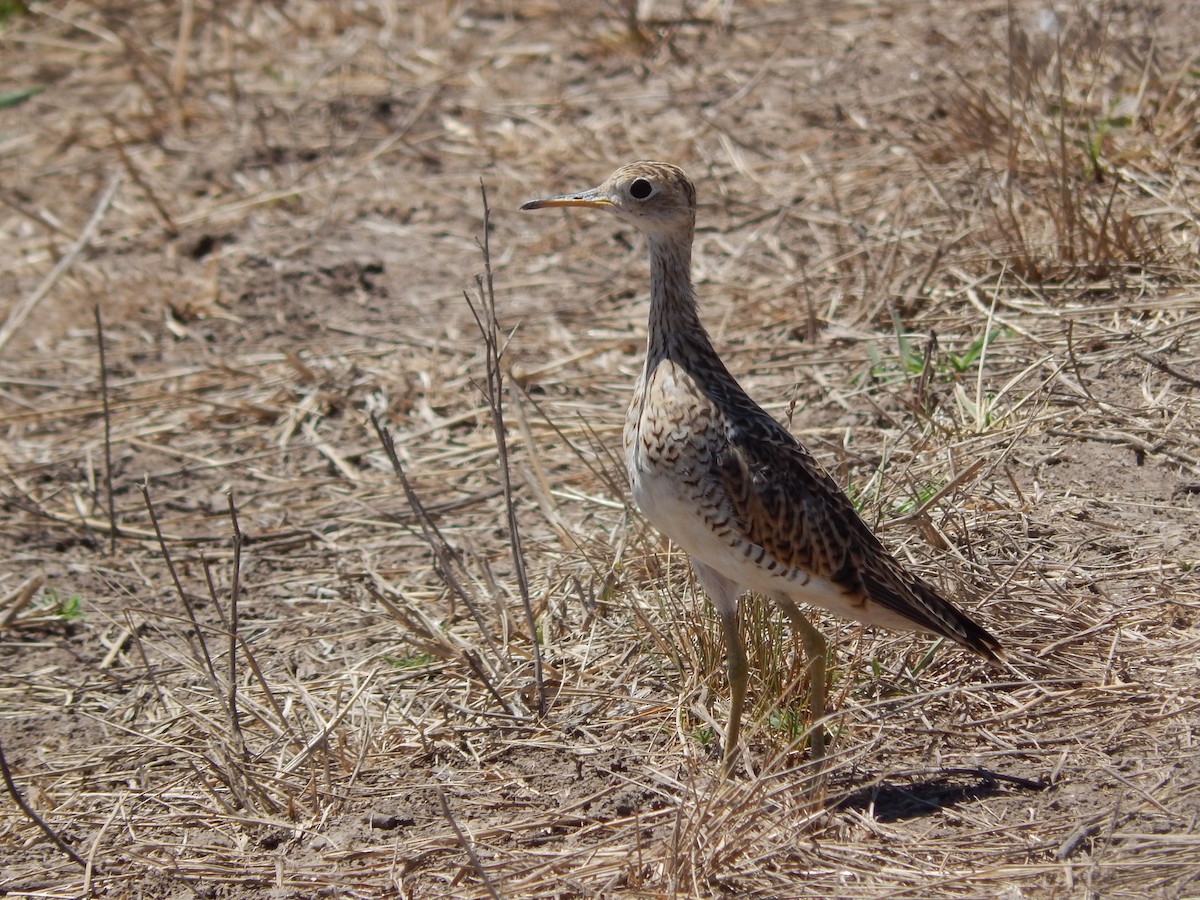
[774, 594, 828, 762]
[716, 601, 749, 776]
[692, 560, 748, 775]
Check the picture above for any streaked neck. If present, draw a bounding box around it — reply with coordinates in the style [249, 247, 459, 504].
[645, 232, 714, 368]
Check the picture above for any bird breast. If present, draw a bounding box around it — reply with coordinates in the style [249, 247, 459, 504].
[624, 363, 734, 556]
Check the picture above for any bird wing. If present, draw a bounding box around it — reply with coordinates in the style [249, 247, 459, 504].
[713, 407, 1003, 660]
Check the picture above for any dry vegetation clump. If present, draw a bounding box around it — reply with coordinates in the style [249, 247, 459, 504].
[1, 1, 1198, 898]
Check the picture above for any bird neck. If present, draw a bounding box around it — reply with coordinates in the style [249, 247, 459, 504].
[644, 232, 715, 369]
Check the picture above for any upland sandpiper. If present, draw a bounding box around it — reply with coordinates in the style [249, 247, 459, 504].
[522, 161, 1002, 770]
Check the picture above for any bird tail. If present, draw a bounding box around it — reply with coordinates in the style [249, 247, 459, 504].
[911, 575, 1005, 663]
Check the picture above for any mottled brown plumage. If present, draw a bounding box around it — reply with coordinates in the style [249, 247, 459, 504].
[522, 161, 1002, 770]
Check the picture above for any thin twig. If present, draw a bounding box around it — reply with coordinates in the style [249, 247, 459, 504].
[0, 188, 72, 239]
[437, 785, 504, 900]
[1136, 350, 1200, 389]
[124, 610, 168, 713]
[0, 573, 45, 631]
[94, 305, 118, 554]
[0, 173, 122, 353]
[369, 413, 503, 662]
[936, 766, 1048, 792]
[464, 179, 546, 716]
[0, 737, 90, 871]
[84, 798, 123, 893]
[462, 649, 515, 716]
[227, 492, 247, 758]
[139, 479, 224, 702]
[169, 0, 195, 97]
[108, 121, 178, 237]
[880, 459, 986, 530]
[1056, 820, 1102, 861]
[235, 632, 297, 741]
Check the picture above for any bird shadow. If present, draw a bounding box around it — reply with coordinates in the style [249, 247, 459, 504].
[829, 767, 1049, 823]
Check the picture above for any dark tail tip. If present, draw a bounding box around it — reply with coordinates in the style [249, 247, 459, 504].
[962, 619, 1005, 664]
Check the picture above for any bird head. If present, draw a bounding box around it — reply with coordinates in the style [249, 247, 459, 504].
[521, 161, 696, 240]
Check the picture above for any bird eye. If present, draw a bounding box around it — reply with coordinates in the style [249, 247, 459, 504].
[629, 178, 654, 200]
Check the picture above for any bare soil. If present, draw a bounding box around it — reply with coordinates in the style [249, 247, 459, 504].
[2, 2, 1199, 898]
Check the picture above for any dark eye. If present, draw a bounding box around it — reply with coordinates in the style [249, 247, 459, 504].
[629, 178, 654, 200]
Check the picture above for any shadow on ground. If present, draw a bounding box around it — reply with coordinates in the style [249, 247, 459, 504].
[833, 767, 1049, 823]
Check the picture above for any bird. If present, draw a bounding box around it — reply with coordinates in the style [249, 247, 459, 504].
[521, 161, 1003, 772]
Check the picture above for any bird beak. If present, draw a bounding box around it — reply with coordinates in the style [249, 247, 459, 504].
[520, 187, 612, 211]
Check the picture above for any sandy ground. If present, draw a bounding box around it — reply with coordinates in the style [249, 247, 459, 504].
[2, 2, 1199, 897]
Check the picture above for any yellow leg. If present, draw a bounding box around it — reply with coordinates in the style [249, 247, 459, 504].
[692, 560, 747, 776]
[717, 603, 749, 776]
[776, 596, 828, 762]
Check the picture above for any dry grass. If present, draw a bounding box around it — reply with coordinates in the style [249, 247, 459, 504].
[2, 1, 1199, 897]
